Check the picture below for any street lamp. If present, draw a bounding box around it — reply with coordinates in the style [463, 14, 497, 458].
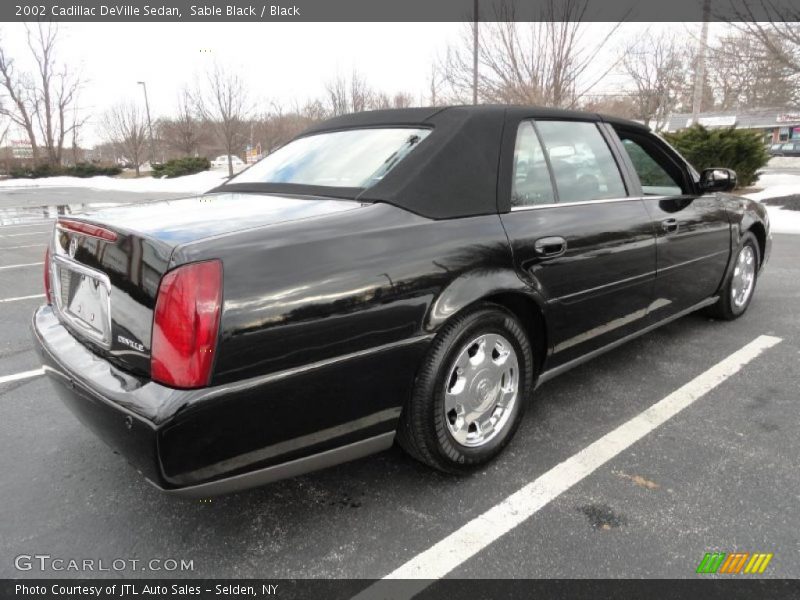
[137, 81, 156, 167]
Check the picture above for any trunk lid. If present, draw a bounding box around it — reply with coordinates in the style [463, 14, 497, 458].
[49, 192, 362, 377]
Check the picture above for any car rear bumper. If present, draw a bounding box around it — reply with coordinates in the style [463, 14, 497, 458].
[32, 305, 171, 487]
[31, 305, 424, 495]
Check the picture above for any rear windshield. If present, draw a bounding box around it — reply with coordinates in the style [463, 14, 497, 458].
[229, 127, 431, 189]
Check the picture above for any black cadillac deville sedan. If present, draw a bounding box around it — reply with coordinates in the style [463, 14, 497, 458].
[32, 106, 771, 496]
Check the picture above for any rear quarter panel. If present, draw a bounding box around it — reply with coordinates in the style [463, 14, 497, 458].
[172, 202, 517, 385]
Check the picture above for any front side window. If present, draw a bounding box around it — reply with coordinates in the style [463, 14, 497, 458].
[618, 134, 685, 196]
[535, 120, 627, 203]
[511, 121, 555, 207]
[229, 127, 431, 189]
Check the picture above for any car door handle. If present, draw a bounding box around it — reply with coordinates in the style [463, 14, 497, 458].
[534, 236, 567, 258]
[661, 218, 679, 234]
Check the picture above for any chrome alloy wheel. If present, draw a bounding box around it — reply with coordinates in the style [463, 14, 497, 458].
[443, 333, 519, 448]
[731, 245, 756, 309]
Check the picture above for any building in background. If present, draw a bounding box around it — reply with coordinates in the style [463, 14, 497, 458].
[665, 109, 800, 144]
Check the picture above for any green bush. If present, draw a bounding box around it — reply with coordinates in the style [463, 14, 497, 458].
[151, 156, 210, 179]
[9, 163, 121, 179]
[663, 125, 769, 188]
[67, 163, 122, 177]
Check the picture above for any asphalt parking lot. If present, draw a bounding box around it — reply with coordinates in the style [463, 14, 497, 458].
[0, 189, 798, 582]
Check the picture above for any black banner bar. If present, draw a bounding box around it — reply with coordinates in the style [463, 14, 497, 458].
[2, 0, 800, 23]
[3, 579, 800, 600]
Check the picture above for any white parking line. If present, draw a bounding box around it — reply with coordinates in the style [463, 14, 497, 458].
[0, 262, 43, 270]
[356, 334, 782, 597]
[0, 221, 54, 230]
[0, 368, 44, 386]
[0, 294, 45, 303]
[0, 231, 50, 237]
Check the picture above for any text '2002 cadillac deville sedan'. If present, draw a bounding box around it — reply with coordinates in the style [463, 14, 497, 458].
[32, 106, 770, 496]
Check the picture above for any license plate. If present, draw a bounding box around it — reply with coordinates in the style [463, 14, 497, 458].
[52, 256, 112, 348]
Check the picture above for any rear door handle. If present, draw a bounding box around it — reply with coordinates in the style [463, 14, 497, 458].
[534, 236, 567, 258]
[661, 218, 679, 233]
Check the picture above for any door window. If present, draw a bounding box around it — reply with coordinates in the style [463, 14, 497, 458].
[535, 120, 627, 203]
[510, 121, 556, 207]
[618, 135, 685, 196]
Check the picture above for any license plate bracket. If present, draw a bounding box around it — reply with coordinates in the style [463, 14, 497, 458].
[52, 255, 112, 348]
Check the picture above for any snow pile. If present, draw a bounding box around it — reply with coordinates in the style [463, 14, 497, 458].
[744, 172, 800, 201]
[744, 172, 800, 235]
[0, 169, 229, 194]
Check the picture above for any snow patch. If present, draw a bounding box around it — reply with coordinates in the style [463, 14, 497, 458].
[744, 172, 800, 201]
[765, 206, 800, 235]
[742, 172, 800, 235]
[0, 170, 229, 194]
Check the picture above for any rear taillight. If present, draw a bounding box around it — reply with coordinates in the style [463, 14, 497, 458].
[151, 260, 223, 389]
[44, 248, 52, 305]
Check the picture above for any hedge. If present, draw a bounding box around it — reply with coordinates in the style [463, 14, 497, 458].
[10, 163, 122, 179]
[662, 125, 770, 188]
[151, 156, 210, 179]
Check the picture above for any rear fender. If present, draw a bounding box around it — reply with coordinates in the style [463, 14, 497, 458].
[426, 268, 547, 331]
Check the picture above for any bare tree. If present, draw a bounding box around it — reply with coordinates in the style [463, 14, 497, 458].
[194, 62, 250, 177]
[250, 102, 320, 155]
[101, 102, 148, 176]
[621, 34, 687, 129]
[0, 37, 39, 161]
[300, 98, 328, 121]
[429, 64, 443, 107]
[731, 2, 800, 73]
[325, 70, 374, 115]
[579, 93, 637, 118]
[27, 24, 84, 166]
[706, 29, 798, 110]
[372, 91, 416, 110]
[159, 88, 205, 156]
[441, 0, 621, 108]
[0, 24, 84, 166]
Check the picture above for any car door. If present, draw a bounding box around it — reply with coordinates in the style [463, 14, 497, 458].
[498, 118, 657, 369]
[610, 127, 731, 319]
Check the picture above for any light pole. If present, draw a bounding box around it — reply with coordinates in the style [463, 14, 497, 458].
[472, 0, 479, 105]
[691, 0, 711, 124]
[137, 81, 156, 167]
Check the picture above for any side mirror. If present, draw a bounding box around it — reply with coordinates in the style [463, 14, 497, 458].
[700, 168, 737, 193]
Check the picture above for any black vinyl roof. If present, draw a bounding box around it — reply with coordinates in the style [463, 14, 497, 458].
[218, 105, 648, 219]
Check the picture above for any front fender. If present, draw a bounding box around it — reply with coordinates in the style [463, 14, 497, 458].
[719, 193, 772, 285]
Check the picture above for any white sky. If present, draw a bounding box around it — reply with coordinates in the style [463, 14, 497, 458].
[0, 21, 703, 146]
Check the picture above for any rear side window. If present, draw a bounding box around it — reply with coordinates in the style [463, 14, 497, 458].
[511, 122, 556, 207]
[535, 121, 627, 203]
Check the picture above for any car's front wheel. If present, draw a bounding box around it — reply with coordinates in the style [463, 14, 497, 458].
[708, 231, 760, 320]
[397, 303, 534, 473]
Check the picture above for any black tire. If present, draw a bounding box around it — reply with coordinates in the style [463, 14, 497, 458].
[397, 303, 534, 473]
[707, 232, 760, 320]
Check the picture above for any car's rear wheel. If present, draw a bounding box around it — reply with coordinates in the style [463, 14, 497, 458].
[708, 231, 760, 320]
[397, 303, 534, 473]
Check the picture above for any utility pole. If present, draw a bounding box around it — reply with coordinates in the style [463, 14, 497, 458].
[472, 0, 479, 105]
[137, 81, 156, 166]
[691, 0, 711, 124]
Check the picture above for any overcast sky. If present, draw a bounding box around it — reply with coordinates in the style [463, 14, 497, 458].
[0, 21, 702, 146]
